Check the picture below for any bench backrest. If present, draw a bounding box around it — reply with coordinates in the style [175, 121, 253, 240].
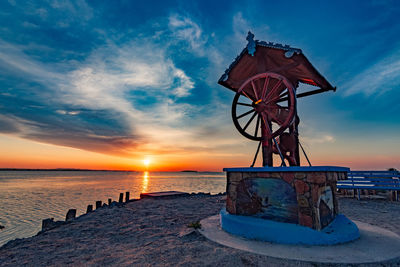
[337, 171, 400, 190]
[348, 171, 399, 179]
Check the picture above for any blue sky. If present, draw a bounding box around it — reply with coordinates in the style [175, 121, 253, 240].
[0, 0, 399, 170]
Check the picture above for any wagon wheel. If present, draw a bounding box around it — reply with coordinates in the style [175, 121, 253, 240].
[232, 72, 296, 141]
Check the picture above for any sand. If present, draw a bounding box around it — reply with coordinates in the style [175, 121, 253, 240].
[1, 194, 400, 266]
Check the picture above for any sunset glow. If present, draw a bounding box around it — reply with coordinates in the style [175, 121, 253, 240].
[0, 1, 398, 171]
[142, 171, 149, 193]
[143, 159, 151, 168]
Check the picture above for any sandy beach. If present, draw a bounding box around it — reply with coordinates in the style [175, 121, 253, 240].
[1, 194, 399, 266]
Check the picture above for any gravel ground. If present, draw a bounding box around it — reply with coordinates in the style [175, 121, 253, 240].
[0, 194, 399, 267]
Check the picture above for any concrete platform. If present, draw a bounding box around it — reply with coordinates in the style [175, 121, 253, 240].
[140, 191, 189, 199]
[199, 215, 400, 264]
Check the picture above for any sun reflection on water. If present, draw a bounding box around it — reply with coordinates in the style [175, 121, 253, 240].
[142, 171, 149, 193]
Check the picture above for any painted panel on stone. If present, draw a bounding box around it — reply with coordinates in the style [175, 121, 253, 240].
[236, 178, 298, 223]
[318, 186, 334, 228]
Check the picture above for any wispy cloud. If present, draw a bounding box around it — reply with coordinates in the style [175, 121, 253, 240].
[343, 47, 400, 97]
[168, 14, 206, 55]
[299, 122, 336, 145]
[167, 13, 226, 84]
[233, 12, 251, 39]
[0, 40, 64, 84]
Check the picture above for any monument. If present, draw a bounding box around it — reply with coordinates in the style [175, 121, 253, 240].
[217, 32, 359, 245]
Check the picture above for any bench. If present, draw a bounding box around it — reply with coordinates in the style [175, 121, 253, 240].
[337, 171, 400, 200]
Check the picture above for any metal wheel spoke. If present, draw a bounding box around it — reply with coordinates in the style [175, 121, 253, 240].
[254, 115, 260, 137]
[237, 109, 255, 119]
[241, 90, 255, 102]
[267, 104, 289, 110]
[277, 105, 289, 109]
[279, 90, 289, 98]
[237, 102, 253, 107]
[243, 112, 257, 131]
[266, 86, 288, 104]
[261, 77, 270, 100]
[264, 79, 282, 102]
[251, 80, 259, 100]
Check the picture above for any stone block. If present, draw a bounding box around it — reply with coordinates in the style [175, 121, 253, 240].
[282, 172, 295, 184]
[226, 196, 236, 214]
[311, 186, 320, 203]
[299, 213, 313, 228]
[299, 207, 312, 216]
[294, 180, 309, 195]
[257, 172, 281, 178]
[243, 172, 264, 178]
[227, 184, 237, 199]
[294, 172, 307, 179]
[228, 172, 242, 183]
[307, 172, 327, 184]
[313, 207, 321, 230]
[326, 172, 337, 182]
[297, 196, 309, 208]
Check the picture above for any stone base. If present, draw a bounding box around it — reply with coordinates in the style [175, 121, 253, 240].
[220, 208, 359, 245]
[224, 166, 349, 230]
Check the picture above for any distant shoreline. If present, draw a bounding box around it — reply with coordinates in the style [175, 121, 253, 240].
[0, 168, 136, 172]
[0, 168, 214, 172]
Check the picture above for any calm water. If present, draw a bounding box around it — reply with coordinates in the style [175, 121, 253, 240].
[0, 171, 226, 246]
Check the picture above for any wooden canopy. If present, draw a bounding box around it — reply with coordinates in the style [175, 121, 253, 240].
[218, 32, 335, 94]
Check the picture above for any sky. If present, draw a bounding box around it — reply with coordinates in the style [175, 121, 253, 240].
[0, 0, 399, 171]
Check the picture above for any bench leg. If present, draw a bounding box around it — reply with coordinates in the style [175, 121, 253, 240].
[357, 189, 360, 200]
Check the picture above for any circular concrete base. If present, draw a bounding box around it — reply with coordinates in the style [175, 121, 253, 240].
[199, 215, 400, 264]
[220, 209, 359, 245]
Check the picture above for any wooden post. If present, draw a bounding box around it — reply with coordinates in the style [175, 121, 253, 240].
[65, 209, 76, 221]
[96, 201, 102, 209]
[42, 218, 55, 231]
[108, 198, 112, 205]
[119, 193, 123, 203]
[125, 192, 130, 202]
[86, 205, 93, 213]
[261, 121, 273, 167]
[290, 115, 301, 166]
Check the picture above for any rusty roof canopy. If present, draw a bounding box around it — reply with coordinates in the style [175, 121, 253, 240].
[218, 32, 335, 94]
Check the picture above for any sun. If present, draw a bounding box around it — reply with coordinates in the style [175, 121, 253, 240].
[143, 158, 151, 168]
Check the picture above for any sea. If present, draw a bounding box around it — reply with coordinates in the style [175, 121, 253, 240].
[0, 170, 226, 247]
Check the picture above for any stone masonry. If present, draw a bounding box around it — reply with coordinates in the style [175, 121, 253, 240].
[226, 171, 347, 230]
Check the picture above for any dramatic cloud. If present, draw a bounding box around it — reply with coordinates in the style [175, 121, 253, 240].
[0, 1, 399, 169]
[0, 36, 198, 155]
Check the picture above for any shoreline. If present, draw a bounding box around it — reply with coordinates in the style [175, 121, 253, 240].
[1, 194, 400, 266]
